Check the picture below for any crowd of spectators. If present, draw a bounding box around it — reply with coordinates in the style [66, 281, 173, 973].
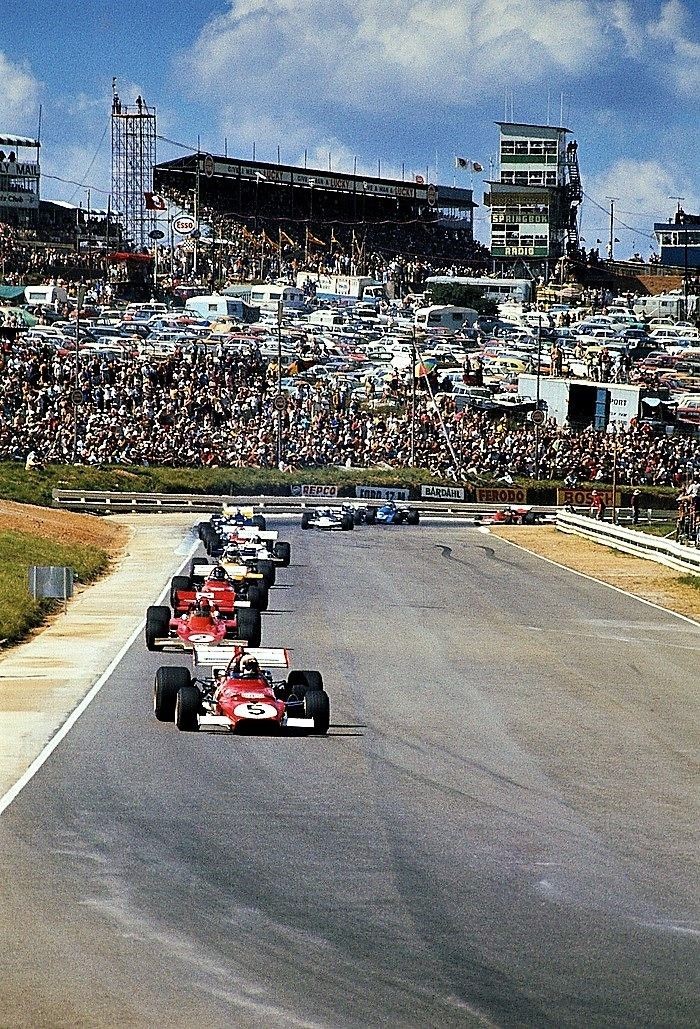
[1, 336, 698, 488]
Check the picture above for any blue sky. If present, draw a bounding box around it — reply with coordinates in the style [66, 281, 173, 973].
[2, 0, 698, 256]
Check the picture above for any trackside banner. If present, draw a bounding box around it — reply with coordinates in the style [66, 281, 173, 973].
[291, 484, 339, 498]
[475, 487, 528, 504]
[557, 488, 620, 507]
[355, 486, 410, 501]
[421, 485, 465, 500]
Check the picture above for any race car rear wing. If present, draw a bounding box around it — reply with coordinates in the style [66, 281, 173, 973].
[192, 563, 263, 580]
[234, 527, 278, 542]
[193, 644, 291, 674]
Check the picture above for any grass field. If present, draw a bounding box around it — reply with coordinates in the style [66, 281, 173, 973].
[0, 530, 109, 644]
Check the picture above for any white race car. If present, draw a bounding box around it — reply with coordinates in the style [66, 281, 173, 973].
[301, 506, 354, 531]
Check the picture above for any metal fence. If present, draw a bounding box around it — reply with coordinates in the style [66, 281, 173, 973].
[556, 510, 700, 574]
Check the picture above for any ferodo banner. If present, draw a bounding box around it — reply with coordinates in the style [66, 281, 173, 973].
[475, 487, 528, 504]
[421, 484, 465, 501]
[355, 486, 410, 501]
[557, 488, 621, 507]
[291, 484, 339, 498]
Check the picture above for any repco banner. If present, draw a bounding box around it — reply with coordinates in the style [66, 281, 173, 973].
[475, 487, 528, 504]
[291, 484, 339, 498]
[557, 488, 620, 507]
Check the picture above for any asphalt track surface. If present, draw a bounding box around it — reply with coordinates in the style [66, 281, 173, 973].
[0, 519, 698, 1028]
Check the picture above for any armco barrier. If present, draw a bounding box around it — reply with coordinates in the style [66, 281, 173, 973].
[51, 489, 558, 520]
[556, 509, 700, 575]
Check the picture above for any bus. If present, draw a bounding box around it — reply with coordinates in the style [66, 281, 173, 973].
[425, 276, 533, 304]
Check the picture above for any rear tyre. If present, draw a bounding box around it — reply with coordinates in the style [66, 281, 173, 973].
[273, 541, 291, 566]
[365, 507, 377, 524]
[145, 605, 170, 651]
[353, 509, 364, 525]
[154, 666, 191, 721]
[257, 559, 276, 587]
[253, 515, 267, 531]
[407, 508, 420, 525]
[247, 582, 269, 612]
[304, 689, 331, 734]
[341, 514, 354, 531]
[301, 512, 311, 530]
[287, 669, 324, 697]
[175, 685, 200, 731]
[170, 575, 191, 607]
[237, 606, 262, 647]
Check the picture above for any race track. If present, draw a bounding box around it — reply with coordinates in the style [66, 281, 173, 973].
[0, 520, 698, 1028]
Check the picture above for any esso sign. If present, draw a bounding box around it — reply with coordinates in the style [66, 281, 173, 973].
[173, 215, 195, 235]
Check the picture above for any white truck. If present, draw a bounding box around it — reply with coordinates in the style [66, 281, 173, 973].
[296, 273, 386, 307]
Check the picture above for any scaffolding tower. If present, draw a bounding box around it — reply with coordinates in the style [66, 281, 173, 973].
[111, 81, 157, 249]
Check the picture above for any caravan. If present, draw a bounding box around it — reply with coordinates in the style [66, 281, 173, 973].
[24, 284, 68, 307]
[414, 305, 478, 335]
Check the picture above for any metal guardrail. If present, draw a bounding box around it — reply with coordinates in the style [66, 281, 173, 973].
[556, 510, 700, 574]
[52, 489, 560, 519]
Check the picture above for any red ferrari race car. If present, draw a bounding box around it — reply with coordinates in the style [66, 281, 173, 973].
[175, 561, 269, 611]
[153, 645, 331, 735]
[474, 505, 554, 526]
[145, 593, 261, 651]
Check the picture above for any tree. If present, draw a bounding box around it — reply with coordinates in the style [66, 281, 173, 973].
[426, 283, 499, 317]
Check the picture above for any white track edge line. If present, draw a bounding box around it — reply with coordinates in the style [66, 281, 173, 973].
[0, 535, 200, 817]
[488, 530, 700, 629]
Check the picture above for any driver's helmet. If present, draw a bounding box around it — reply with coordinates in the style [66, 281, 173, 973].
[239, 654, 260, 677]
[210, 565, 227, 580]
[197, 597, 211, 614]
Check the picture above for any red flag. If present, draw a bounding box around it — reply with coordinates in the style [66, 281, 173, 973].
[144, 192, 166, 211]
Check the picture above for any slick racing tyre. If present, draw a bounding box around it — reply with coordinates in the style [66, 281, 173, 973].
[237, 606, 262, 647]
[364, 507, 377, 524]
[170, 575, 191, 607]
[353, 509, 364, 525]
[407, 508, 420, 525]
[273, 541, 291, 566]
[154, 666, 191, 721]
[175, 684, 200, 731]
[286, 669, 324, 698]
[301, 512, 311, 530]
[247, 582, 269, 612]
[253, 515, 267, 531]
[341, 514, 354, 530]
[145, 605, 170, 652]
[257, 559, 276, 587]
[304, 688, 331, 734]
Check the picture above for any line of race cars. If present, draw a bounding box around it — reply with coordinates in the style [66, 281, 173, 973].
[146, 507, 331, 736]
[301, 500, 421, 531]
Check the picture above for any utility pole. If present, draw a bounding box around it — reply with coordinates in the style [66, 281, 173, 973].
[670, 197, 688, 320]
[535, 315, 542, 480]
[410, 327, 417, 466]
[277, 300, 283, 469]
[606, 197, 619, 260]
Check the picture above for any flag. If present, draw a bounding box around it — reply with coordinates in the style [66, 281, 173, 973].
[307, 231, 325, 247]
[255, 171, 267, 181]
[455, 157, 469, 169]
[472, 161, 483, 172]
[414, 174, 424, 184]
[144, 192, 166, 210]
[279, 230, 295, 246]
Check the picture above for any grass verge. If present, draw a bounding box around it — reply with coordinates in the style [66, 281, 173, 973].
[677, 574, 700, 591]
[0, 530, 109, 644]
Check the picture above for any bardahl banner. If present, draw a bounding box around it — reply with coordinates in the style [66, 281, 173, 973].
[557, 488, 621, 507]
[291, 484, 339, 498]
[355, 486, 410, 501]
[421, 485, 465, 501]
[475, 487, 528, 504]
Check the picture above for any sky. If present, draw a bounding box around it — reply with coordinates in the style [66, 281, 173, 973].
[1, 0, 699, 257]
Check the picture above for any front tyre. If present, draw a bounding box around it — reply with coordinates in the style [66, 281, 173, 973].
[273, 541, 291, 566]
[237, 606, 262, 647]
[145, 605, 170, 651]
[304, 688, 331, 734]
[154, 666, 191, 721]
[175, 685, 200, 731]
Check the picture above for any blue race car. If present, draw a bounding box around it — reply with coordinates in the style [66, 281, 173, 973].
[355, 501, 419, 525]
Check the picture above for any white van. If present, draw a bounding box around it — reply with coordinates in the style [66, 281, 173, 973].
[414, 305, 478, 334]
[308, 310, 346, 329]
[24, 284, 68, 307]
[248, 284, 307, 313]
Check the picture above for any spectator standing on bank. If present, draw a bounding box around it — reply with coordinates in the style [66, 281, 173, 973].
[631, 489, 641, 525]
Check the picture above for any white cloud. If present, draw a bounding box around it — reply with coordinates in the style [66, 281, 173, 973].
[0, 51, 40, 132]
[647, 0, 700, 94]
[184, 0, 612, 147]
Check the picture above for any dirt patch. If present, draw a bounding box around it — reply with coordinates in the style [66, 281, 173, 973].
[490, 526, 700, 622]
[0, 500, 127, 558]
